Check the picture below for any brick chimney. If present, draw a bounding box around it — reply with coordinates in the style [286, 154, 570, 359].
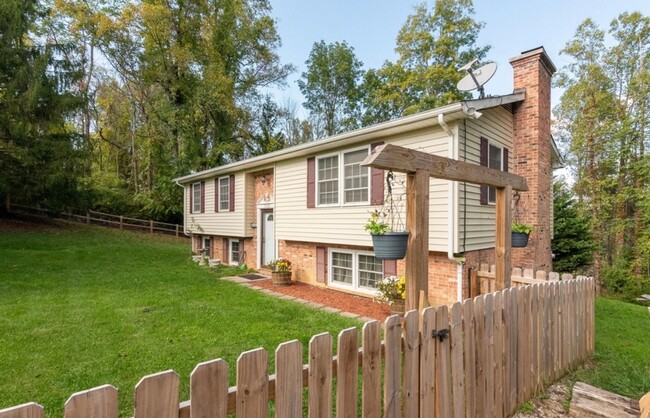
[509, 47, 556, 272]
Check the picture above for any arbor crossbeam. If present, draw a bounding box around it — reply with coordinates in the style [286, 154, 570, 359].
[362, 144, 527, 309]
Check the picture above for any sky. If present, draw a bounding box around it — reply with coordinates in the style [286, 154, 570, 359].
[266, 0, 650, 115]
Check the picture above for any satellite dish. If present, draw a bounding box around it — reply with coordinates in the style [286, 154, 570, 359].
[456, 61, 498, 99]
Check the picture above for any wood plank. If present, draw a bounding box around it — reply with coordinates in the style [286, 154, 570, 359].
[435, 305, 452, 418]
[462, 299, 476, 418]
[516, 287, 525, 407]
[0, 403, 44, 418]
[542, 284, 550, 386]
[308, 333, 332, 418]
[492, 292, 504, 418]
[501, 289, 512, 417]
[362, 321, 381, 418]
[362, 144, 528, 190]
[403, 310, 420, 418]
[64, 385, 118, 418]
[405, 169, 430, 312]
[276, 340, 303, 418]
[383, 316, 402, 418]
[495, 185, 512, 290]
[484, 294, 495, 417]
[236, 349, 269, 418]
[509, 288, 518, 414]
[336, 328, 359, 418]
[420, 307, 437, 418]
[570, 382, 640, 418]
[190, 359, 228, 418]
[531, 285, 541, 394]
[449, 303, 464, 418]
[134, 370, 179, 418]
[473, 296, 487, 416]
[639, 389, 650, 418]
[523, 286, 533, 401]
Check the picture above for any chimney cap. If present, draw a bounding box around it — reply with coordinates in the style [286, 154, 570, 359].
[509, 46, 556, 75]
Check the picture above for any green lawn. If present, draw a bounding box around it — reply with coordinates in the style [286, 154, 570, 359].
[0, 222, 360, 417]
[573, 297, 650, 399]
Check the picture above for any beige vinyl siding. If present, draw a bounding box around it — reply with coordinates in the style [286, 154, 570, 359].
[275, 126, 450, 252]
[185, 173, 247, 237]
[458, 106, 514, 252]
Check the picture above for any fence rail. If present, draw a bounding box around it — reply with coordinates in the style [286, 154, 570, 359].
[0, 278, 595, 418]
[9, 204, 186, 238]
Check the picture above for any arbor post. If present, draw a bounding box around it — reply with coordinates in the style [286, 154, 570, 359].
[405, 169, 430, 311]
[495, 185, 512, 289]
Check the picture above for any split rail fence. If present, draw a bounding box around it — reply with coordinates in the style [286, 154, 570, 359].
[9, 204, 186, 238]
[0, 278, 595, 418]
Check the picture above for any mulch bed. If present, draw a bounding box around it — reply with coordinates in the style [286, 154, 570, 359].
[253, 279, 392, 321]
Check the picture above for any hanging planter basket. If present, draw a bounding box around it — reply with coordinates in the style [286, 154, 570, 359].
[512, 232, 530, 248]
[371, 232, 409, 260]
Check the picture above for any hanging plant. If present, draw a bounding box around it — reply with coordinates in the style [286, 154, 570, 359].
[364, 171, 409, 260]
[511, 192, 533, 248]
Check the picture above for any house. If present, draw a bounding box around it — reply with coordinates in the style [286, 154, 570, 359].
[174, 47, 562, 306]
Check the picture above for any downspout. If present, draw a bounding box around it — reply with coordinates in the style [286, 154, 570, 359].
[438, 113, 465, 302]
[174, 179, 191, 236]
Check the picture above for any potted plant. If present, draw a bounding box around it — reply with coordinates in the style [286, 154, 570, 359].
[266, 258, 292, 285]
[365, 208, 409, 260]
[376, 275, 406, 314]
[511, 222, 534, 248]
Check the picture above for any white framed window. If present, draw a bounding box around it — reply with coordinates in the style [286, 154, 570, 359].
[192, 182, 201, 213]
[219, 177, 230, 211]
[229, 239, 240, 265]
[317, 154, 339, 205]
[317, 146, 369, 207]
[487, 143, 503, 204]
[329, 249, 383, 294]
[202, 236, 211, 250]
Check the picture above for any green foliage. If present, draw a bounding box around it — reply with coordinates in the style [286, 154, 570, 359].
[0, 0, 86, 212]
[600, 253, 650, 302]
[0, 224, 360, 416]
[512, 222, 534, 235]
[298, 40, 363, 137]
[555, 12, 650, 289]
[364, 0, 489, 118]
[551, 180, 595, 273]
[364, 209, 391, 235]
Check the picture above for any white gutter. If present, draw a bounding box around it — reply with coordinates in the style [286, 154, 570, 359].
[438, 113, 463, 302]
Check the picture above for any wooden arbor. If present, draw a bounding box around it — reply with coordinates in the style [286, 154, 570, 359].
[362, 144, 529, 311]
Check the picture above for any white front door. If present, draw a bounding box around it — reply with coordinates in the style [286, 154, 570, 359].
[262, 211, 275, 265]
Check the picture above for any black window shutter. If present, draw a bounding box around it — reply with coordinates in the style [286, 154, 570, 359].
[503, 148, 509, 173]
[480, 137, 488, 205]
[189, 185, 193, 213]
[370, 142, 384, 205]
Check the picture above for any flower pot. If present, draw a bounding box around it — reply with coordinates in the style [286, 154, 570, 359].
[271, 271, 292, 285]
[371, 232, 409, 260]
[388, 298, 405, 315]
[512, 232, 530, 248]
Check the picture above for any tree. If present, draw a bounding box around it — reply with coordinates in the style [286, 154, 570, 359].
[0, 0, 85, 212]
[555, 12, 650, 292]
[551, 180, 594, 273]
[367, 0, 489, 118]
[297, 40, 363, 137]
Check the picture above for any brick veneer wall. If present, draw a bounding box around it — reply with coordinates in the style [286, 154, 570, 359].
[510, 48, 555, 272]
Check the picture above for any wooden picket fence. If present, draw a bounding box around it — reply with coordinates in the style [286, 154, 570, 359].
[476, 263, 593, 295]
[0, 278, 595, 418]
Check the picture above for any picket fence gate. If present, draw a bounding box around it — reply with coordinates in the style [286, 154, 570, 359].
[0, 278, 595, 418]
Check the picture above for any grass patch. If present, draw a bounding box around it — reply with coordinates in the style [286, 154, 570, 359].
[0, 223, 360, 416]
[573, 297, 650, 399]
